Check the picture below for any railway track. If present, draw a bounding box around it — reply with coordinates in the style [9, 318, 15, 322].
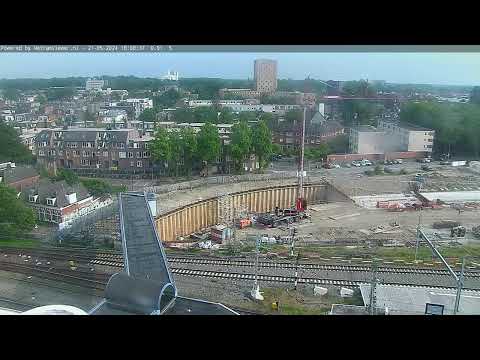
[90, 257, 480, 278]
[2, 258, 479, 293]
[2, 246, 479, 279]
[0, 261, 108, 291]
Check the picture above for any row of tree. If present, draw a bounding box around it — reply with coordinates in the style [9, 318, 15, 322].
[400, 101, 480, 157]
[150, 120, 273, 176]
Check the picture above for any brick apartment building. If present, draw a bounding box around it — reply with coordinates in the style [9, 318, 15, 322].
[35, 127, 153, 173]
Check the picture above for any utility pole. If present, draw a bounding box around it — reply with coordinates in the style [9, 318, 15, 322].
[250, 235, 264, 300]
[415, 211, 422, 262]
[418, 228, 465, 315]
[454, 256, 466, 315]
[368, 260, 378, 315]
[294, 251, 300, 291]
[290, 227, 297, 257]
[297, 106, 306, 203]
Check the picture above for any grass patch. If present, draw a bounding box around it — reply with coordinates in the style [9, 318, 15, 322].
[0, 238, 40, 248]
[296, 244, 480, 263]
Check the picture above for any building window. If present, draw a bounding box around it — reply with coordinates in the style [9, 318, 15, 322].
[103, 151, 108, 157]
[38, 150, 45, 156]
[145, 143, 150, 149]
[136, 161, 143, 167]
[128, 152, 134, 158]
[46, 197, 56, 206]
[119, 143, 125, 149]
[81, 159, 89, 166]
[58, 150, 63, 156]
[73, 150, 79, 157]
[130, 161, 135, 167]
[136, 152, 141, 158]
[143, 151, 150, 158]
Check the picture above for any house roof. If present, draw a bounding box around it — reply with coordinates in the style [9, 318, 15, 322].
[1, 166, 38, 184]
[23, 179, 91, 208]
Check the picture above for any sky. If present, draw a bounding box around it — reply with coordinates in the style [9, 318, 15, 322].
[0, 52, 479, 86]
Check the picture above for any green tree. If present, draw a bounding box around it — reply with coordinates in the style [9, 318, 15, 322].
[173, 108, 195, 123]
[151, 128, 172, 171]
[3, 88, 21, 101]
[80, 179, 126, 197]
[197, 122, 221, 175]
[180, 127, 197, 177]
[153, 89, 181, 109]
[138, 108, 157, 123]
[0, 183, 36, 235]
[0, 122, 33, 163]
[252, 120, 273, 169]
[285, 109, 302, 123]
[327, 134, 349, 154]
[36, 94, 47, 105]
[193, 106, 218, 123]
[54, 169, 79, 185]
[46, 87, 76, 101]
[231, 121, 252, 173]
[470, 86, 480, 105]
[238, 111, 258, 123]
[168, 130, 182, 177]
[218, 108, 234, 123]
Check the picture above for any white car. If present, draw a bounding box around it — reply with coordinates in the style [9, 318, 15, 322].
[351, 161, 361, 167]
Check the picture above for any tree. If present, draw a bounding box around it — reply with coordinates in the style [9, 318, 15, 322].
[168, 130, 182, 177]
[193, 106, 218, 123]
[238, 111, 258, 123]
[54, 169, 79, 185]
[0, 183, 36, 235]
[327, 134, 349, 154]
[470, 86, 480, 105]
[218, 108, 234, 124]
[2, 88, 21, 101]
[0, 122, 33, 164]
[285, 109, 302, 123]
[230, 121, 252, 173]
[180, 127, 197, 177]
[197, 122, 221, 175]
[46, 87, 76, 101]
[252, 120, 273, 169]
[151, 128, 172, 172]
[173, 108, 195, 123]
[153, 88, 181, 109]
[80, 179, 126, 197]
[36, 94, 47, 105]
[138, 108, 157, 123]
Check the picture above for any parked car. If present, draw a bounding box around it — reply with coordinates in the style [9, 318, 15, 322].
[351, 161, 361, 167]
[360, 159, 373, 166]
[440, 160, 451, 165]
[343, 163, 352, 168]
[393, 159, 403, 164]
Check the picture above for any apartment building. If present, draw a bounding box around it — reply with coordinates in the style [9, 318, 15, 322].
[254, 59, 277, 93]
[86, 79, 105, 91]
[35, 128, 153, 173]
[349, 126, 388, 154]
[377, 119, 435, 153]
[125, 98, 154, 118]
